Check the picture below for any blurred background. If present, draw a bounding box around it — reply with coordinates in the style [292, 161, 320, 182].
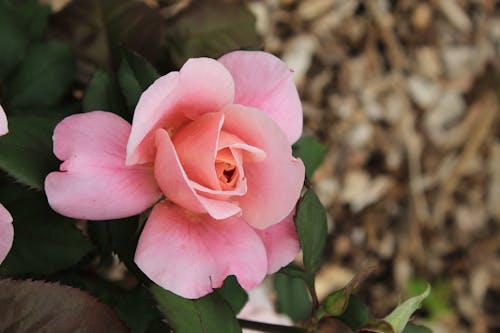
[41, 0, 500, 332]
[246, 2, 499, 333]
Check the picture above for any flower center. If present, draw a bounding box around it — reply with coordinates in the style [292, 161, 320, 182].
[215, 148, 239, 189]
[217, 162, 236, 183]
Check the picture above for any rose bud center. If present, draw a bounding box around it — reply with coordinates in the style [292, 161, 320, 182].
[215, 148, 239, 190]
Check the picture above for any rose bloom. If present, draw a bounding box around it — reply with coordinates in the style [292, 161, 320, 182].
[0, 104, 14, 265]
[45, 51, 305, 298]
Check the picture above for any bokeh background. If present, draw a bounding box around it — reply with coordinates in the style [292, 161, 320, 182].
[246, 1, 499, 333]
[40, 0, 500, 332]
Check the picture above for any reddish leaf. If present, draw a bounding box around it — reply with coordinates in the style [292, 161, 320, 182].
[0, 279, 128, 333]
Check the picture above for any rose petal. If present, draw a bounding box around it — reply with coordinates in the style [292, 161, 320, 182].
[222, 104, 305, 229]
[0, 105, 8, 136]
[218, 131, 266, 163]
[254, 210, 300, 274]
[0, 203, 13, 264]
[127, 58, 235, 165]
[134, 201, 268, 299]
[154, 129, 241, 219]
[218, 51, 302, 144]
[45, 111, 161, 220]
[172, 112, 223, 190]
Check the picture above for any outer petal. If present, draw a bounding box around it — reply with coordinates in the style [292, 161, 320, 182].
[155, 129, 241, 219]
[126, 58, 235, 165]
[0, 203, 13, 264]
[218, 51, 303, 144]
[135, 201, 268, 299]
[0, 104, 8, 136]
[45, 112, 161, 220]
[223, 104, 305, 229]
[254, 210, 300, 274]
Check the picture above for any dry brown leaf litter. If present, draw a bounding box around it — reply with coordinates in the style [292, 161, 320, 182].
[248, 1, 499, 332]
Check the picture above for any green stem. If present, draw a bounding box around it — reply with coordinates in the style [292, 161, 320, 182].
[238, 319, 308, 333]
[307, 277, 320, 313]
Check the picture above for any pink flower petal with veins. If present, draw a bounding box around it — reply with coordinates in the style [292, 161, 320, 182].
[172, 112, 223, 190]
[126, 58, 235, 165]
[222, 104, 305, 229]
[254, 210, 300, 274]
[45, 51, 305, 299]
[45, 112, 161, 220]
[154, 129, 241, 219]
[135, 201, 267, 299]
[219, 51, 302, 144]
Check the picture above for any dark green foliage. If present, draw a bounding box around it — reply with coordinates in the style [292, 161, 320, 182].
[0, 115, 62, 190]
[292, 136, 327, 179]
[338, 295, 370, 331]
[295, 190, 328, 277]
[83, 69, 128, 119]
[151, 284, 242, 333]
[274, 273, 312, 322]
[0, 181, 92, 276]
[216, 275, 248, 314]
[118, 50, 160, 112]
[4, 41, 75, 109]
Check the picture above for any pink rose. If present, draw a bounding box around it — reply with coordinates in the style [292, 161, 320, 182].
[45, 51, 305, 298]
[0, 104, 13, 265]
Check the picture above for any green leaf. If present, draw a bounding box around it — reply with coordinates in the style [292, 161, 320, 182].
[6, 102, 80, 117]
[4, 41, 75, 109]
[50, 0, 163, 83]
[274, 272, 312, 322]
[216, 275, 248, 314]
[0, 279, 127, 332]
[338, 295, 370, 331]
[83, 69, 128, 119]
[407, 278, 451, 319]
[114, 286, 170, 333]
[0, 0, 51, 79]
[294, 189, 327, 276]
[401, 324, 433, 333]
[0, 182, 92, 275]
[163, 0, 260, 67]
[87, 217, 141, 271]
[292, 136, 327, 179]
[277, 263, 307, 280]
[0, 0, 50, 41]
[385, 284, 431, 333]
[147, 319, 172, 333]
[118, 50, 159, 111]
[0, 13, 28, 79]
[151, 284, 241, 333]
[0, 114, 62, 189]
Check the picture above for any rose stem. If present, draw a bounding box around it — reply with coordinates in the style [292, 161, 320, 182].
[238, 319, 308, 333]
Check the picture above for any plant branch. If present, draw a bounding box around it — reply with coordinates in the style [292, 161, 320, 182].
[239, 319, 307, 333]
[307, 278, 320, 313]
